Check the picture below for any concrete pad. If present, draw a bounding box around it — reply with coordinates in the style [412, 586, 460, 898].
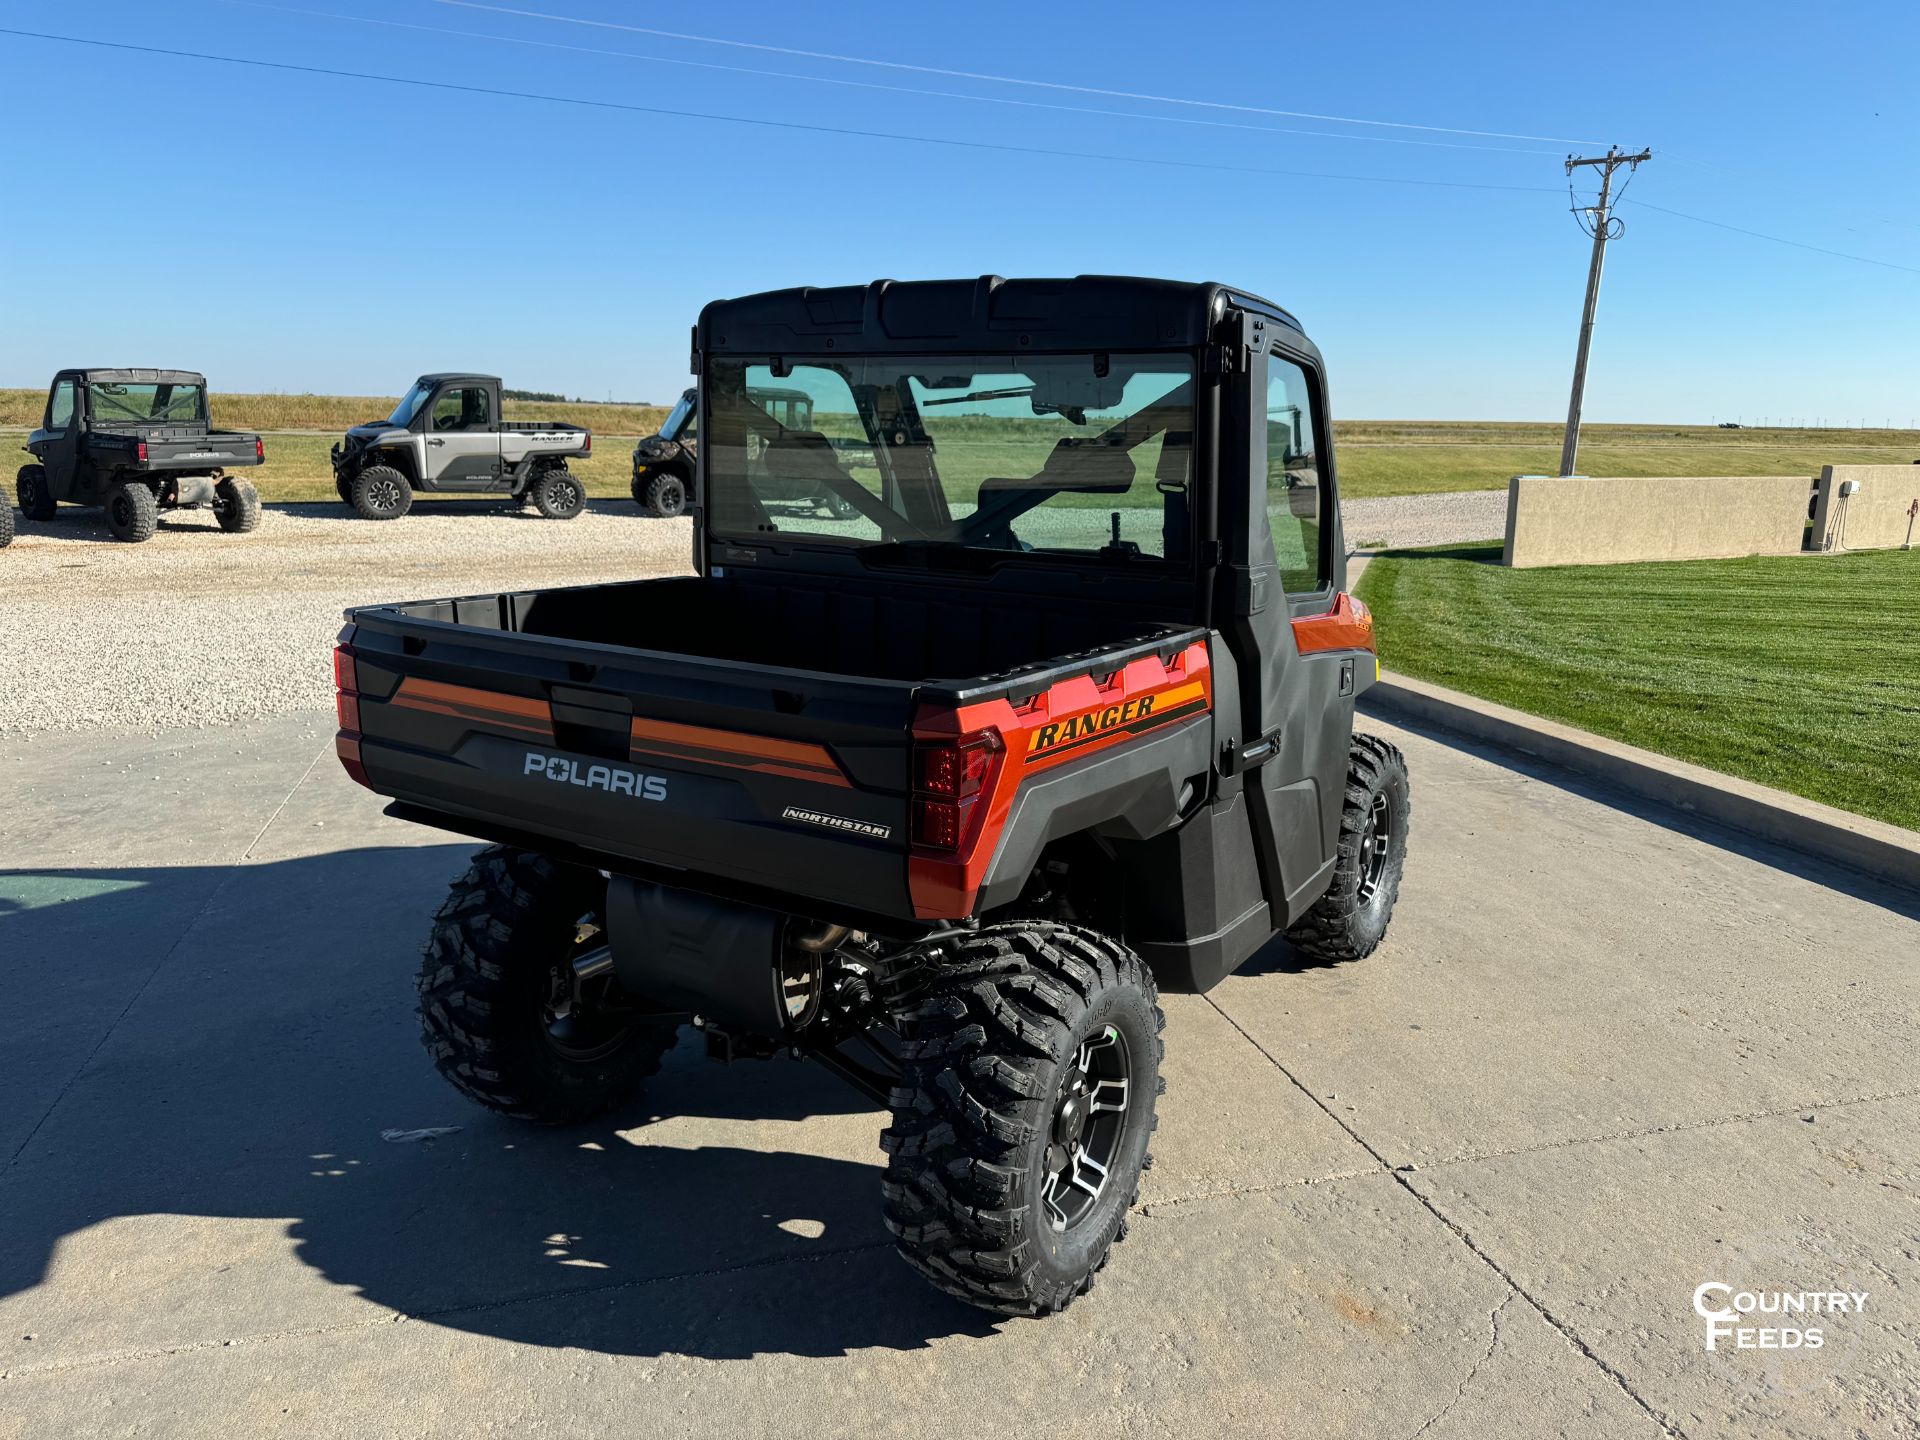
[1210, 717, 1920, 1168]
[5, 690, 1916, 1436]
[0, 1179, 1661, 1440]
[0, 712, 335, 867]
[1406, 1094, 1920, 1440]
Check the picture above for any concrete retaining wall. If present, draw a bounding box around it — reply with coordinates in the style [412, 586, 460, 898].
[1812, 464, 1920, 552]
[1502, 473, 1810, 568]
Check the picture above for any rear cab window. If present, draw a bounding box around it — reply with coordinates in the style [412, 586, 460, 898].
[704, 354, 1196, 569]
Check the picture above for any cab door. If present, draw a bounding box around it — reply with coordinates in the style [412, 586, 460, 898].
[39, 376, 85, 500]
[1213, 314, 1354, 923]
[422, 383, 504, 490]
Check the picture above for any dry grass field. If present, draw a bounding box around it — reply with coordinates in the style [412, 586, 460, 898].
[4, 388, 1914, 502]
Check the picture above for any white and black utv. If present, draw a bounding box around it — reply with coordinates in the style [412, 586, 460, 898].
[331, 374, 592, 520]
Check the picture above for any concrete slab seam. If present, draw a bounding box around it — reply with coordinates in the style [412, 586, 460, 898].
[1202, 995, 1683, 1438]
[1138, 1167, 1386, 1214]
[1411, 1084, 1920, 1174]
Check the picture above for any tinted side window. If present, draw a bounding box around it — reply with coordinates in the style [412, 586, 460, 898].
[48, 382, 75, 429]
[431, 387, 491, 432]
[1266, 356, 1326, 595]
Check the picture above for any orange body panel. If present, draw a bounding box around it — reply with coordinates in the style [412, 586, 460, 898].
[1291, 591, 1376, 657]
[907, 642, 1214, 920]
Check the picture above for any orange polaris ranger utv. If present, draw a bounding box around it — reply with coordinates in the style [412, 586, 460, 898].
[333, 276, 1409, 1315]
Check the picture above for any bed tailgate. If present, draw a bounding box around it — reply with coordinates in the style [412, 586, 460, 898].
[334, 609, 919, 919]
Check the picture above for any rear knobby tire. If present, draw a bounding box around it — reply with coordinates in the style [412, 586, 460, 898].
[882, 922, 1164, 1316]
[417, 845, 680, 1124]
[641, 472, 687, 519]
[0, 499, 12, 548]
[104, 482, 159, 543]
[532, 466, 585, 520]
[214, 476, 261, 533]
[1284, 733, 1410, 963]
[16, 464, 56, 522]
[350, 465, 413, 521]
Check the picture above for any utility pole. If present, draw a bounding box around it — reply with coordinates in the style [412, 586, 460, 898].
[1558, 146, 1652, 476]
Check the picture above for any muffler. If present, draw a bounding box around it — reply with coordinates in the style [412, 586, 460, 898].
[602, 878, 835, 1036]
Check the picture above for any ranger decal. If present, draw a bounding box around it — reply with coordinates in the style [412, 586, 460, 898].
[1024, 680, 1210, 763]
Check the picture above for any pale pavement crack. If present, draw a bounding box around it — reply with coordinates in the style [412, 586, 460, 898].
[1407, 1292, 1511, 1439]
[1204, 993, 1684, 1439]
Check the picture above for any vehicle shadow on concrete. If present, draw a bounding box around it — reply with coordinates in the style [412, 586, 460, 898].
[1362, 707, 1920, 922]
[0, 849, 998, 1359]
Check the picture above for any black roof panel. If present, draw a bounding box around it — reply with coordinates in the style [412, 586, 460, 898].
[699, 275, 1303, 356]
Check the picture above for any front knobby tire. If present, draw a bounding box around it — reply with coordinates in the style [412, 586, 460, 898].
[417, 846, 680, 1124]
[0, 499, 12, 548]
[350, 465, 413, 521]
[1284, 733, 1411, 964]
[104, 482, 159, 543]
[16, 464, 55, 522]
[641, 472, 687, 519]
[882, 923, 1164, 1316]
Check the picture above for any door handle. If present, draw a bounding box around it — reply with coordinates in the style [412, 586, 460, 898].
[428, 438, 445, 446]
[1220, 729, 1281, 776]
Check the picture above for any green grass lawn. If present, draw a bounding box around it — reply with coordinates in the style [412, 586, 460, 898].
[1355, 542, 1920, 830]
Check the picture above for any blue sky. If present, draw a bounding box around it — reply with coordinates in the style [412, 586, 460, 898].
[1, 0, 1915, 422]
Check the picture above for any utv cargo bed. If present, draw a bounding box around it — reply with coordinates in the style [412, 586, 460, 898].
[341, 572, 1212, 924]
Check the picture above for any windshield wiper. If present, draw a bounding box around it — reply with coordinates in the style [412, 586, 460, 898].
[918, 385, 1034, 408]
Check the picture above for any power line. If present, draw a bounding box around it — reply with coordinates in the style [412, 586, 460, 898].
[222, 0, 1571, 157]
[0, 26, 1564, 196]
[1623, 198, 1920, 277]
[435, 0, 1607, 147]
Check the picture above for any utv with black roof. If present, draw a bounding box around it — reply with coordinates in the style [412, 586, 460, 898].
[333, 275, 1409, 1316]
[633, 384, 858, 520]
[17, 370, 264, 543]
[331, 374, 592, 520]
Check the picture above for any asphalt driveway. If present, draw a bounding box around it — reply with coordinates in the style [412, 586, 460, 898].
[1, 710, 1914, 1439]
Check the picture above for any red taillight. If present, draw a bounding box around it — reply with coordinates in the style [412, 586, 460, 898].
[256, 437, 265, 461]
[584, 433, 592, 455]
[137, 440, 148, 462]
[333, 645, 358, 697]
[911, 730, 1002, 853]
[917, 737, 997, 798]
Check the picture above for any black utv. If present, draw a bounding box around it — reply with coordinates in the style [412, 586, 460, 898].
[632, 384, 856, 521]
[16, 370, 263, 543]
[334, 275, 1409, 1317]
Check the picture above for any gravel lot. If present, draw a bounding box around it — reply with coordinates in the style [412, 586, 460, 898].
[1341, 488, 1507, 549]
[0, 502, 694, 733]
[0, 490, 1502, 734]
